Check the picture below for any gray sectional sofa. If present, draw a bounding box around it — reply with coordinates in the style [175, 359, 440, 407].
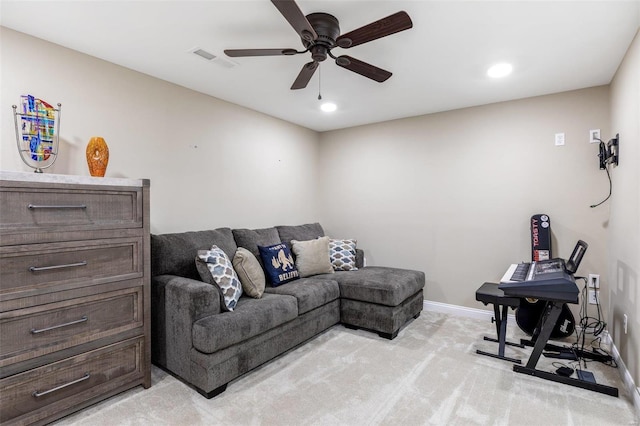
[151, 223, 425, 398]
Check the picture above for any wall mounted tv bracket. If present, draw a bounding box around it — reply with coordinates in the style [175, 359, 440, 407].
[598, 133, 619, 169]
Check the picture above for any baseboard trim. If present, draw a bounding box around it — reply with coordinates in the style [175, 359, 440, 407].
[424, 299, 640, 414]
[601, 331, 640, 415]
[423, 299, 516, 322]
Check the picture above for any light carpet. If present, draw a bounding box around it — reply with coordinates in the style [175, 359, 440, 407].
[53, 311, 638, 425]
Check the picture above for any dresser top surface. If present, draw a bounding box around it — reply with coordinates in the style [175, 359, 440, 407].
[0, 171, 149, 188]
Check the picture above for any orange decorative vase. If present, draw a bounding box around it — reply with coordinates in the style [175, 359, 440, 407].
[86, 137, 109, 177]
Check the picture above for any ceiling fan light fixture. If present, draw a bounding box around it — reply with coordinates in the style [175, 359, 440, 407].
[487, 63, 513, 78]
[320, 102, 337, 112]
[337, 38, 353, 48]
[335, 56, 350, 66]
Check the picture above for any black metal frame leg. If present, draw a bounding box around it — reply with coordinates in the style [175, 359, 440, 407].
[476, 303, 523, 364]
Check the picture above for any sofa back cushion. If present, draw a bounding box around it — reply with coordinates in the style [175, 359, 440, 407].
[151, 228, 237, 279]
[232, 227, 281, 267]
[276, 223, 325, 248]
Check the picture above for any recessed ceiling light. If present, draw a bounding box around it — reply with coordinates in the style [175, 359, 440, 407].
[320, 102, 337, 112]
[487, 63, 513, 78]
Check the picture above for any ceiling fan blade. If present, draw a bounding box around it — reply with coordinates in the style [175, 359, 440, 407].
[224, 48, 298, 57]
[271, 0, 318, 42]
[336, 11, 413, 48]
[291, 61, 318, 90]
[335, 56, 392, 83]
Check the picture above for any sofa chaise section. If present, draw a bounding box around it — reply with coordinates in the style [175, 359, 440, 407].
[278, 225, 425, 339]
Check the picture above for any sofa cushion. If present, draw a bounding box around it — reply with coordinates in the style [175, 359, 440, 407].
[329, 238, 359, 271]
[264, 278, 339, 314]
[316, 266, 425, 307]
[259, 243, 300, 286]
[191, 293, 298, 353]
[232, 247, 265, 298]
[151, 228, 238, 280]
[232, 227, 281, 267]
[196, 246, 243, 311]
[291, 236, 334, 277]
[276, 223, 324, 248]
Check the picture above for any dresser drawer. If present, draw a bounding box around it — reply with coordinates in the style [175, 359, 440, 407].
[0, 337, 145, 425]
[0, 185, 142, 234]
[0, 238, 142, 300]
[0, 286, 143, 368]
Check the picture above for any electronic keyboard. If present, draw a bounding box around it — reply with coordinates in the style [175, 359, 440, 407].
[498, 259, 579, 303]
[497, 240, 587, 304]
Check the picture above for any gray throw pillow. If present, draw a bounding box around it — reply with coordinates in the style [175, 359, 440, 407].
[232, 247, 265, 298]
[291, 236, 334, 278]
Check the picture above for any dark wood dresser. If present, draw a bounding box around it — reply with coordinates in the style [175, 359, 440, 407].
[0, 171, 151, 425]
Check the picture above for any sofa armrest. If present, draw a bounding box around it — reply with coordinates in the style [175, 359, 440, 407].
[151, 275, 222, 377]
[356, 249, 365, 268]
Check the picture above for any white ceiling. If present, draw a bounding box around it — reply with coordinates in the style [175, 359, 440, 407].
[1, 1, 639, 132]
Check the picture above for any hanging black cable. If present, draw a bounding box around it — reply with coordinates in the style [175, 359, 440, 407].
[590, 165, 612, 208]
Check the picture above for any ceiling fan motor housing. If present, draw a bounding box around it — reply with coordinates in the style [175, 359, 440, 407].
[304, 13, 340, 61]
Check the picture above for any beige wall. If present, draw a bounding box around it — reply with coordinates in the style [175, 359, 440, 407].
[609, 30, 640, 393]
[0, 27, 321, 234]
[318, 87, 611, 311]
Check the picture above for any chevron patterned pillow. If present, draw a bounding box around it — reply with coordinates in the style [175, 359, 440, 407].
[196, 245, 243, 311]
[329, 239, 358, 271]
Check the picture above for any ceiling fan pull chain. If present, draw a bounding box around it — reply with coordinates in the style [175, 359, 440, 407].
[318, 64, 322, 100]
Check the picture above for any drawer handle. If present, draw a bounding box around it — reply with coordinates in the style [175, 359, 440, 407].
[29, 261, 88, 272]
[28, 204, 87, 210]
[31, 316, 88, 334]
[32, 373, 91, 398]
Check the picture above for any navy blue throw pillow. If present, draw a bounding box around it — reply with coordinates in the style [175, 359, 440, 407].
[258, 243, 300, 286]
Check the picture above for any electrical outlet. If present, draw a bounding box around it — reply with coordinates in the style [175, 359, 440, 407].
[623, 314, 628, 334]
[588, 274, 600, 289]
[590, 129, 601, 143]
[588, 290, 599, 305]
[555, 133, 565, 146]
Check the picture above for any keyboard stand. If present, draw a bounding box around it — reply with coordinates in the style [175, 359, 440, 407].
[513, 301, 619, 397]
[475, 282, 523, 364]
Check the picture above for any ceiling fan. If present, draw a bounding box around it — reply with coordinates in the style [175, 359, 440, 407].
[224, 0, 413, 90]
